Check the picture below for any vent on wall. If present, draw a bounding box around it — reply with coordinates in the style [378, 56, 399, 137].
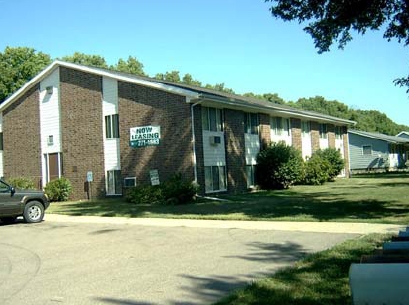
[209, 136, 221, 145]
[46, 86, 53, 94]
[47, 135, 54, 146]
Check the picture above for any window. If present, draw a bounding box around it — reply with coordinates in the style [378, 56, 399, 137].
[0, 132, 3, 151]
[335, 126, 343, 140]
[362, 145, 372, 155]
[107, 170, 122, 195]
[105, 114, 119, 139]
[124, 177, 136, 188]
[202, 107, 223, 131]
[271, 117, 290, 136]
[244, 113, 258, 134]
[301, 121, 310, 136]
[319, 124, 328, 139]
[204, 165, 226, 192]
[246, 165, 256, 188]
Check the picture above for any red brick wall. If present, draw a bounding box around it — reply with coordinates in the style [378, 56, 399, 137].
[224, 109, 247, 193]
[259, 113, 271, 149]
[311, 121, 320, 152]
[118, 82, 194, 186]
[328, 124, 335, 148]
[291, 118, 302, 151]
[59, 67, 106, 200]
[3, 85, 42, 188]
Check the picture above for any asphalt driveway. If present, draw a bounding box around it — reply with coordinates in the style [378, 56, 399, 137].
[0, 216, 362, 305]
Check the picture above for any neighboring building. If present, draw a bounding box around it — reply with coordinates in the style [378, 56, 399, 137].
[348, 130, 409, 173]
[0, 61, 355, 199]
[397, 131, 409, 140]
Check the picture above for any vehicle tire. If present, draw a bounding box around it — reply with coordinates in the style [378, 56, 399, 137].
[0, 217, 17, 224]
[23, 201, 44, 223]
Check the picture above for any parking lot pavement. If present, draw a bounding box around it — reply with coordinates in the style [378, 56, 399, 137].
[1, 218, 360, 304]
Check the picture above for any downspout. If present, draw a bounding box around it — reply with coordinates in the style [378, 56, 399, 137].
[190, 99, 202, 184]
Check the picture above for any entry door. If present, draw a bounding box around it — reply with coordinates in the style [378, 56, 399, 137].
[45, 153, 62, 183]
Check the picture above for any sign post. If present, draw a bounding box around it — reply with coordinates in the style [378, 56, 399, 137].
[86, 171, 93, 200]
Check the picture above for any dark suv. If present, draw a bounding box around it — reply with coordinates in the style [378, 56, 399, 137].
[0, 179, 50, 224]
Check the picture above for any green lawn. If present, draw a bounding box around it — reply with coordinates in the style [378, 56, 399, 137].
[48, 172, 409, 224]
[215, 233, 391, 305]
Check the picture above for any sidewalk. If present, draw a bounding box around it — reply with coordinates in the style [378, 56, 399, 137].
[45, 214, 405, 234]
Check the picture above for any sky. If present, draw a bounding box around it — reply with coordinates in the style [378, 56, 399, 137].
[1, 0, 408, 126]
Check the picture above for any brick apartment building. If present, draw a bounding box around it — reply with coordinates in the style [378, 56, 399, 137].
[0, 61, 354, 200]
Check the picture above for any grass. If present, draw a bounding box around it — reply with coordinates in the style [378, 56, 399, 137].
[214, 233, 391, 305]
[48, 172, 409, 224]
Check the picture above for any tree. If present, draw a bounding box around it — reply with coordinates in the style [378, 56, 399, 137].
[266, 0, 409, 91]
[243, 92, 286, 104]
[0, 47, 51, 102]
[114, 56, 146, 76]
[182, 73, 202, 86]
[61, 52, 108, 68]
[154, 71, 181, 83]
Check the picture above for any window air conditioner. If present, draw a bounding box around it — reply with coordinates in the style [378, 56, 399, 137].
[209, 136, 221, 145]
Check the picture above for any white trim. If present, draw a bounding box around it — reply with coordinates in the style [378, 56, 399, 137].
[0, 60, 200, 112]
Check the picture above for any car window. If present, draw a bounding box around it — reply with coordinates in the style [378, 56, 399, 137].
[0, 181, 10, 193]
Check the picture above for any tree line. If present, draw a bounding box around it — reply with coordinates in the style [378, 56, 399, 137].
[1, 46, 407, 135]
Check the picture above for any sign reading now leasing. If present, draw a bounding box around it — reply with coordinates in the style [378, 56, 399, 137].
[129, 125, 161, 148]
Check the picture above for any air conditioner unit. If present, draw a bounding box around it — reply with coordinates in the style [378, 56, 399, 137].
[209, 136, 221, 145]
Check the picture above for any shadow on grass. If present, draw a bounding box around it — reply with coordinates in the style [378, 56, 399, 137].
[215, 234, 390, 305]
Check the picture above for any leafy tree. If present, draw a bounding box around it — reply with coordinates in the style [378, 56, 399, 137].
[182, 73, 202, 86]
[243, 92, 286, 104]
[61, 52, 108, 68]
[154, 71, 181, 82]
[266, 0, 409, 92]
[0, 46, 51, 101]
[114, 56, 146, 76]
[205, 82, 235, 94]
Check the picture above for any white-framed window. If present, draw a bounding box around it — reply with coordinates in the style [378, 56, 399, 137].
[204, 165, 226, 192]
[244, 113, 258, 134]
[301, 121, 310, 136]
[335, 126, 343, 140]
[105, 114, 119, 139]
[319, 124, 328, 139]
[202, 107, 223, 132]
[107, 170, 122, 195]
[271, 117, 291, 136]
[123, 177, 136, 188]
[362, 145, 372, 155]
[246, 165, 256, 188]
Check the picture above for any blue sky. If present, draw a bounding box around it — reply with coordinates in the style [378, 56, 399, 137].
[1, 0, 408, 126]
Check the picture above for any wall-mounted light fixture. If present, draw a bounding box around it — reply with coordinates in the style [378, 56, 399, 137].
[46, 86, 53, 94]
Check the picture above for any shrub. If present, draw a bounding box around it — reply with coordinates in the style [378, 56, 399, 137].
[256, 141, 304, 189]
[6, 177, 35, 190]
[314, 148, 345, 181]
[162, 174, 199, 205]
[125, 174, 198, 205]
[44, 177, 72, 202]
[303, 154, 331, 185]
[125, 185, 164, 205]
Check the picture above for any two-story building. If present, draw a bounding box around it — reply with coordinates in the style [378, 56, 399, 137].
[0, 61, 354, 199]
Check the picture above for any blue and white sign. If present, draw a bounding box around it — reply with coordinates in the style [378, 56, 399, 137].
[130, 125, 161, 148]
